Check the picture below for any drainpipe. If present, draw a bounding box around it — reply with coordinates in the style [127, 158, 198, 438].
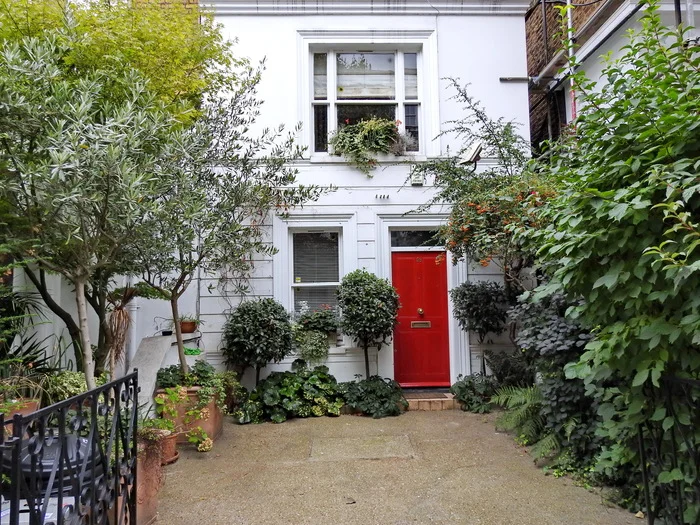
[687, 0, 696, 31]
[567, 0, 577, 121]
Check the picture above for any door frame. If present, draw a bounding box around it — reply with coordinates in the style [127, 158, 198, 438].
[376, 215, 471, 384]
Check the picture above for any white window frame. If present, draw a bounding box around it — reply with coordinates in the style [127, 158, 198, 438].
[289, 230, 342, 315]
[311, 49, 422, 154]
[273, 213, 358, 315]
[296, 29, 440, 160]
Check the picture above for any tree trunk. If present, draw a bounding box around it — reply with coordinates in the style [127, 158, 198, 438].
[75, 278, 96, 389]
[24, 267, 84, 371]
[170, 295, 189, 374]
[255, 366, 260, 385]
[363, 346, 370, 380]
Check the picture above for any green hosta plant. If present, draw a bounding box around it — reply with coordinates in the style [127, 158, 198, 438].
[340, 376, 408, 418]
[329, 118, 416, 175]
[233, 366, 344, 424]
[450, 374, 499, 413]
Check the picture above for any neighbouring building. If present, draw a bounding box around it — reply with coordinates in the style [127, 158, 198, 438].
[526, 0, 698, 151]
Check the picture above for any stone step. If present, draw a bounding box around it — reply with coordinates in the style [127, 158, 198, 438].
[404, 393, 457, 411]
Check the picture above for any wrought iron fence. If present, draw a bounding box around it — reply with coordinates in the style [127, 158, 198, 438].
[638, 376, 700, 525]
[1, 371, 138, 525]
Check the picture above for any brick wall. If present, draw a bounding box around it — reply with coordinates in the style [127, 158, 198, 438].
[526, 0, 618, 148]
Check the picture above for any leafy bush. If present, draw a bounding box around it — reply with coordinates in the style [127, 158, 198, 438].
[156, 359, 217, 389]
[450, 281, 508, 344]
[337, 269, 399, 379]
[529, 8, 700, 521]
[297, 307, 338, 333]
[340, 376, 407, 418]
[510, 293, 600, 464]
[233, 366, 344, 424]
[292, 325, 329, 365]
[484, 349, 532, 387]
[222, 299, 293, 382]
[450, 374, 499, 413]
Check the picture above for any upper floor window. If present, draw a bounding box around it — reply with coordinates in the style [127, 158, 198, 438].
[312, 50, 421, 154]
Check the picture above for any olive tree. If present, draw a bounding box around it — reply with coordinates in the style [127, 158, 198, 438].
[135, 64, 326, 373]
[337, 269, 400, 379]
[0, 37, 176, 388]
[0, 0, 240, 371]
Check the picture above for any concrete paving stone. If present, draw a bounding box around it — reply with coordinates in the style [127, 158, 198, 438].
[310, 435, 415, 461]
[158, 411, 639, 525]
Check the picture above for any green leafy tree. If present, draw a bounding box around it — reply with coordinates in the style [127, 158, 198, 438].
[0, 36, 176, 388]
[134, 64, 325, 373]
[0, 0, 236, 119]
[530, 5, 700, 520]
[0, 0, 239, 372]
[337, 269, 399, 379]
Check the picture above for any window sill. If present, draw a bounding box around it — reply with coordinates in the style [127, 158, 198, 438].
[309, 153, 427, 164]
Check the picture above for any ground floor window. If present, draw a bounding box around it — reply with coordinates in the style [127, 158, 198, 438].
[292, 231, 340, 314]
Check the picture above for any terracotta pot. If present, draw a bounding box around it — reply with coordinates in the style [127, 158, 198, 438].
[136, 438, 164, 525]
[2, 398, 40, 438]
[155, 387, 223, 444]
[179, 321, 198, 333]
[160, 431, 179, 465]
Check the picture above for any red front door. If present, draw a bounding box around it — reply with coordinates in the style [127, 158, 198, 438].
[392, 251, 450, 387]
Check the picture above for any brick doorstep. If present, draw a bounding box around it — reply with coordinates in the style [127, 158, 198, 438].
[406, 394, 457, 411]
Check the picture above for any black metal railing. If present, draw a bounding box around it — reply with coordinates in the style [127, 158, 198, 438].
[638, 376, 700, 525]
[1, 371, 138, 525]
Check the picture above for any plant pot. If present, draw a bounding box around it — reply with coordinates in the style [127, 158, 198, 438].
[179, 321, 198, 334]
[155, 386, 223, 444]
[2, 398, 40, 438]
[161, 330, 173, 336]
[160, 431, 179, 465]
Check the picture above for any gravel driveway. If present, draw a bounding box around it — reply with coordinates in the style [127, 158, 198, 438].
[158, 410, 638, 525]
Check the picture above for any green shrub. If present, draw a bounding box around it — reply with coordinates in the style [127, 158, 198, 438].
[233, 366, 344, 424]
[292, 325, 329, 365]
[337, 269, 399, 379]
[340, 376, 407, 418]
[450, 374, 499, 413]
[450, 281, 508, 345]
[484, 349, 532, 387]
[510, 293, 600, 465]
[297, 307, 338, 333]
[222, 299, 293, 382]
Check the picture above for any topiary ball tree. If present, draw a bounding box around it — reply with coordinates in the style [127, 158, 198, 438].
[337, 269, 400, 379]
[222, 299, 293, 384]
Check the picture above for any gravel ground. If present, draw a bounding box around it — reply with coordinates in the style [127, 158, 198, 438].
[157, 411, 638, 525]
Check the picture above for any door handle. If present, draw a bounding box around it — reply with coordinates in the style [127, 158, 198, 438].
[417, 308, 424, 316]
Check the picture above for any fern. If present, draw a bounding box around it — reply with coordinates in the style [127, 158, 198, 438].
[492, 385, 545, 444]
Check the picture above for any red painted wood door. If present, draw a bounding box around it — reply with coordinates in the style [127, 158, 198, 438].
[392, 251, 450, 387]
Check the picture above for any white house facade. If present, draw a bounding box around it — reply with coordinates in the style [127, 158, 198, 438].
[24, 0, 532, 388]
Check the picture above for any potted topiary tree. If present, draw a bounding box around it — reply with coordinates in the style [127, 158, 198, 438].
[221, 299, 293, 384]
[337, 269, 400, 379]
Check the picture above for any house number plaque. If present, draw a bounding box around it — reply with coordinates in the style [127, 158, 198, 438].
[411, 321, 431, 329]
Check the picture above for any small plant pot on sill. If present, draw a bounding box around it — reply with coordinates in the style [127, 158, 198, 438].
[155, 386, 223, 444]
[179, 321, 198, 334]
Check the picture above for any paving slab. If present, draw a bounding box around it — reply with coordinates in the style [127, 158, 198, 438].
[158, 411, 639, 525]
